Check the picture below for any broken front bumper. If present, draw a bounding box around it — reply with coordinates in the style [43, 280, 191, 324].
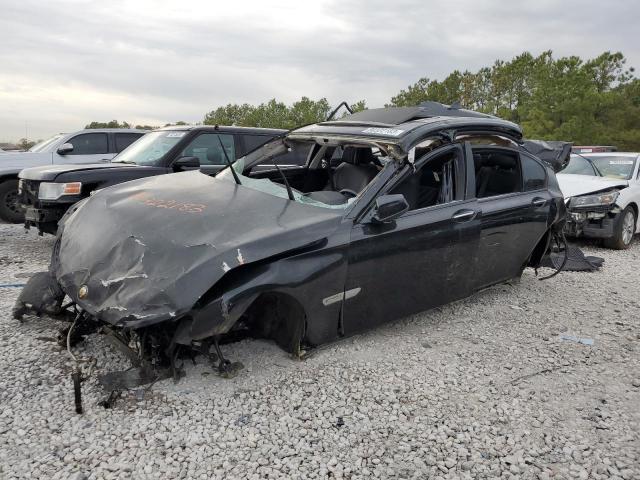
[24, 206, 67, 234]
[564, 206, 619, 239]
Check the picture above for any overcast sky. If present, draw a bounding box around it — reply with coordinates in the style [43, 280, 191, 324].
[0, 0, 637, 142]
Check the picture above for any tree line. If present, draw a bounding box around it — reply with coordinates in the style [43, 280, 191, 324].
[85, 50, 639, 150]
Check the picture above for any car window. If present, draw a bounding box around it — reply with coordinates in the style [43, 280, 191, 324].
[243, 134, 274, 155]
[67, 133, 108, 155]
[473, 149, 522, 198]
[115, 133, 144, 153]
[563, 155, 596, 176]
[179, 133, 235, 165]
[390, 149, 458, 211]
[521, 155, 547, 191]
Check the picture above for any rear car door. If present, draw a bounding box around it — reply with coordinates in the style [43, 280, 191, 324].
[113, 132, 145, 153]
[472, 147, 552, 289]
[342, 144, 481, 335]
[55, 132, 112, 164]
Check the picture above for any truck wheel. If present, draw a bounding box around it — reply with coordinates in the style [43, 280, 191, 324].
[0, 179, 24, 223]
[604, 206, 636, 250]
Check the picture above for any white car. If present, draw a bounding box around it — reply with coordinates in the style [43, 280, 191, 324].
[0, 129, 146, 222]
[557, 152, 640, 249]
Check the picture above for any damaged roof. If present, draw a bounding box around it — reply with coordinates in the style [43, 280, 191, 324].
[291, 102, 522, 148]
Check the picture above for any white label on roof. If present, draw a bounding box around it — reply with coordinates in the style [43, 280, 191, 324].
[610, 160, 634, 165]
[579, 148, 593, 153]
[362, 127, 404, 137]
[166, 132, 186, 138]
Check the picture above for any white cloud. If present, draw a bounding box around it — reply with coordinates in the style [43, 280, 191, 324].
[0, 0, 637, 141]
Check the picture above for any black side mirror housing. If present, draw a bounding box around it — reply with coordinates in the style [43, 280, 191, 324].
[371, 194, 409, 223]
[56, 143, 74, 155]
[173, 156, 200, 171]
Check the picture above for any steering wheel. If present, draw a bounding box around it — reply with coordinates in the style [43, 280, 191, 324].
[339, 189, 358, 198]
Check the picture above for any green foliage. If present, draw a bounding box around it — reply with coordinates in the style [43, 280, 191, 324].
[204, 97, 334, 129]
[85, 120, 131, 129]
[18, 138, 37, 150]
[390, 51, 640, 150]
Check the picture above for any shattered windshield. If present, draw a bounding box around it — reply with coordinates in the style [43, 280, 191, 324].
[217, 157, 357, 210]
[577, 155, 637, 179]
[113, 130, 184, 165]
[29, 134, 64, 152]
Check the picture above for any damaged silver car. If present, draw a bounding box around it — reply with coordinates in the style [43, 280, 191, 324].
[15, 102, 568, 391]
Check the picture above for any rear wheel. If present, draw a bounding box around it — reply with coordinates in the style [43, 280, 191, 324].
[0, 179, 24, 223]
[604, 206, 636, 250]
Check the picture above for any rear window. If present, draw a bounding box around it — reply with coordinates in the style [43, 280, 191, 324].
[521, 155, 547, 191]
[115, 133, 144, 153]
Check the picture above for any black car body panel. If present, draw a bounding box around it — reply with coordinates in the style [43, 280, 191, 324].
[19, 126, 289, 234]
[15, 103, 568, 382]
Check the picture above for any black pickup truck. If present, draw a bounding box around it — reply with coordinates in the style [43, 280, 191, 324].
[19, 125, 302, 234]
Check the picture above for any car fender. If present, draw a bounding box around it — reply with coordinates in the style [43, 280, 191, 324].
[174, 239, 350, 349]
[614, 185, 640, 231]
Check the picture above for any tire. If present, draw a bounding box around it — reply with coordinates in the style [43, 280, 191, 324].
[604, 206, 636, 250]
[0, 179, 24, 223]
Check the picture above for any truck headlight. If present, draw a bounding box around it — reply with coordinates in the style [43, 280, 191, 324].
[570, 190, 619, 208]
[38, 182, 82, 200]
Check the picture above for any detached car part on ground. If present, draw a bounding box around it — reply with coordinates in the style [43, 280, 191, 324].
[0, 129, 146, 223]
[558, 152, 640, 249]
[18, 125, 293, 235]
[15, 102, 569, 396]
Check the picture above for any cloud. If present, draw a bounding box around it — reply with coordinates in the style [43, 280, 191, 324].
[0, 0, 637, 141]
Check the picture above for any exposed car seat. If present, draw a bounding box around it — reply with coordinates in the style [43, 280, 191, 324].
[306, 147, 380, 205]
[475, 153, 520, 198]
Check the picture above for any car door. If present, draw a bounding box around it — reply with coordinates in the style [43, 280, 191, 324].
[342, 143, 481, 335]
[171, 132, 237, 176]
[472, 147, 552, 289]
[55, 132, 113, 164]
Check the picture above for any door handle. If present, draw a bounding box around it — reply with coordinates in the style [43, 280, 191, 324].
[452, 209, 477, 222]
[532, 197, 547, 207]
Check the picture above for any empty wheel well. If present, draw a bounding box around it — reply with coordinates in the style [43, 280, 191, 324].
[527, 230, 551, 268]
[243, 292, 307, 355]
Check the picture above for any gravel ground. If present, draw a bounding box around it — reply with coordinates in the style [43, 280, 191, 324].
[0, 223, 638, 480]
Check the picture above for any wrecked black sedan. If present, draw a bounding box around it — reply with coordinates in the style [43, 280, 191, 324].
[16, 102, 566, 376]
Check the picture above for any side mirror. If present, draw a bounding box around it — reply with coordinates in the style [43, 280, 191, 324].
[173, 156, 200, 171]
[371, 194, 409, 223]
[57, 143, 74, 155]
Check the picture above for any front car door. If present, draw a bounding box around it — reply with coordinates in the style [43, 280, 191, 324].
[342, 143, 481, 335]
[172, 132, 237, 176]
[471, 145, 552, 289]
[55, 132, 113, 164]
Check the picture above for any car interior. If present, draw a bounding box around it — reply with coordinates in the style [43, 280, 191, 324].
[248, 143, 386, 206]
[473, 149, 522, 197]
[389, 151, 457, 210]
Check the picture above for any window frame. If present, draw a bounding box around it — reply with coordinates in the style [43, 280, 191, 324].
[368, 143, 467, 219]
[173, 132, 236, 166]
[65, 132, 109, 155]
[520, 152, 549, 193]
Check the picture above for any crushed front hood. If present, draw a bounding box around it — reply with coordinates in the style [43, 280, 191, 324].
[556, 173, 628, 199]
[55, 171, 343, 328]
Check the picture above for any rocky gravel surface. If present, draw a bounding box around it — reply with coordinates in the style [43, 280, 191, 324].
[0, 223, 638, 479]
